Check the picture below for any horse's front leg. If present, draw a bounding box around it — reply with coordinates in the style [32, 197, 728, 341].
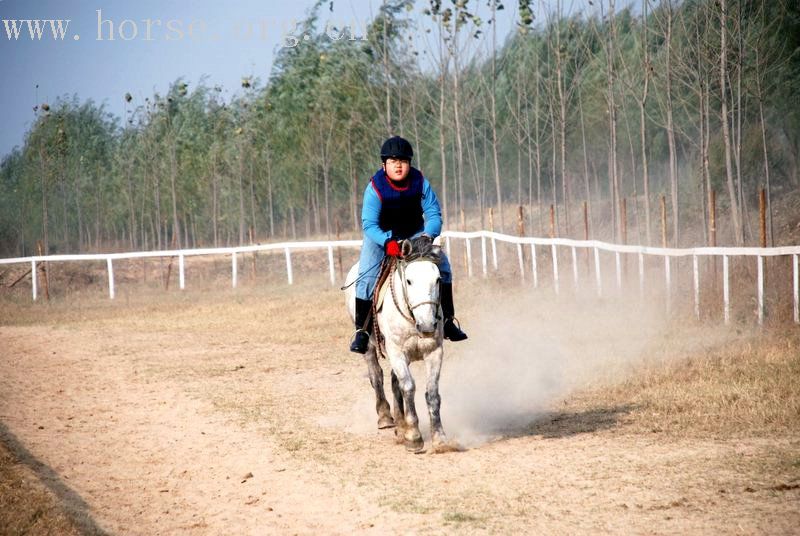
[387, 348, 423, 452]
[390, 370, 405, 439]
[364, 344, 394, 429]
[425, 346, 449, 449]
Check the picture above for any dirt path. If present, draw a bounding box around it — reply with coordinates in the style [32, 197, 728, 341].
[1, 284, 798, 534]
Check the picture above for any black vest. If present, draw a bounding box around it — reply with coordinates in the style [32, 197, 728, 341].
[371, 168, 425, 240]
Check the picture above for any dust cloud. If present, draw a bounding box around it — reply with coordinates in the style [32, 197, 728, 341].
[435, 283, 736, 447]
[343, 281, 735, 448]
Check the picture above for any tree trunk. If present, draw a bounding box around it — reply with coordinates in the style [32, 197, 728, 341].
[438, 20, 449, 227]
[640, 0, 651, 245]
[606, 0, 619, 242]
[490, 0, 504, 232]
[755, 49, 773, 246]
[665, 0, 678, 246]
[720, 0, 743, 245]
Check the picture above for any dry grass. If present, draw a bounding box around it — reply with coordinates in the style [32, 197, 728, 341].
[0, 440, 86, 536]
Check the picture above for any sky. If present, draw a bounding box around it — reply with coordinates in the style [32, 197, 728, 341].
[0, 0, 551, 159]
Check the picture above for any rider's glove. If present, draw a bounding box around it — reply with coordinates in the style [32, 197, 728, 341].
[385, 239, 402, 258]
[417, 234, 433, 249]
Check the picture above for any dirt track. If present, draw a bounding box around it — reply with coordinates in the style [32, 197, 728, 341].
[1, 280, 798, 534]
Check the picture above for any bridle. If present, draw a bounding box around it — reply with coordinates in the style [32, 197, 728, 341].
[390, 259, 442, 326]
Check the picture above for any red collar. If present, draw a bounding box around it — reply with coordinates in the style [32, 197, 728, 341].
[386, 176, 410, 191]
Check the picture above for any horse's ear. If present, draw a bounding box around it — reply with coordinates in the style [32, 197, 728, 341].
[401, 240, 413, 257]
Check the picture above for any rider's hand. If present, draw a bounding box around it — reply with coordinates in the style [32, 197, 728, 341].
[385, 239, 402, 258]
[417, 234, 433, 249]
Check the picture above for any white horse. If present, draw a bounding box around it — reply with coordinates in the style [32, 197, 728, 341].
[345, 241, 450, 453]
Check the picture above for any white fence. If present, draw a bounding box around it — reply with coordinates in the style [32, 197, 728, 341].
[1, 231, 798, 325]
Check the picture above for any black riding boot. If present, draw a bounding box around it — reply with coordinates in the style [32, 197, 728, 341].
[440, 283, 468, 341]
[349, 297, 373, 354]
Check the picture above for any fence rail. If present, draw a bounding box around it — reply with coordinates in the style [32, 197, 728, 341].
[1, 232, 798, 325]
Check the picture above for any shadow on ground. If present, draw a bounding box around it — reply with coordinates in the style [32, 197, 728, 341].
[0, 422, 108, 535]
[496, 404, 637, 441]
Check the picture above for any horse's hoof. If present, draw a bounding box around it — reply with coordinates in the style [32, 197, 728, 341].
[377, 415, 395, 429]
[404, 437, 425, 453]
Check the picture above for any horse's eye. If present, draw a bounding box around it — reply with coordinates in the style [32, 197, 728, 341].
[406, 279, 412, 286]
[436, 277, 441, 284]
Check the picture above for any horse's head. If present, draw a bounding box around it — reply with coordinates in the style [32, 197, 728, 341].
[401, 258, 442, 337]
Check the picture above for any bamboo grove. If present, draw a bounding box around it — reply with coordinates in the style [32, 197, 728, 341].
[1, 0, 798, 257]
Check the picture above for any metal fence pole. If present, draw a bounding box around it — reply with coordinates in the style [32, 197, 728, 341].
[232, 252, 238, 289]
[179, 254, 185, 290]
[794, 254, 799, 324]
[693, 255, 700, 320]
[530, 244, 538, 288]
[571, 246, 579, 290]
[638, 252, 644, 297]
[107, 258, 115, 299]
[664, 255, 671, 315]
[31, 259, 37, 301]
[723, 255, 730, 325]
[327, 245, 335, 286]
[757, 255, 764, 326]
[285, 247, 293, 285]
[481, 236, 487, 278]
[517, 243, 525, 281]
[594, 247, 602, 297]
[466, 238, 473, 278]
[552, 244, 560, 295]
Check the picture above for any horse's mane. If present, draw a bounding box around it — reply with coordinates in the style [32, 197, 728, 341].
[403, 236, 443, 264]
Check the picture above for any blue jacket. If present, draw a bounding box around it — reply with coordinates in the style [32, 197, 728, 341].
[362, 167, 443, 247]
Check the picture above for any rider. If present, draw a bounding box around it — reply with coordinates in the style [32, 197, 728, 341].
[350, 135, 468, 354]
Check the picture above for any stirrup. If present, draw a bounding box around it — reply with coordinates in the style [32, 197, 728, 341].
[443, 317, 468, 342]
[349, 329, 370, 354]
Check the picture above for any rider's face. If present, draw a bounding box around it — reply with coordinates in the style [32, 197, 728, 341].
[383, 158, 410, 182]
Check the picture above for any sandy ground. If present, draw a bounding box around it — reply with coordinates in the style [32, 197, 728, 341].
[1, 279, 798, 535]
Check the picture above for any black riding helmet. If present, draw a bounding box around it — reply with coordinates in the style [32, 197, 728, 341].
[380, 136, 413, 162]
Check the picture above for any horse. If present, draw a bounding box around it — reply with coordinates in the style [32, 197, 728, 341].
[344, 238, 451, 453]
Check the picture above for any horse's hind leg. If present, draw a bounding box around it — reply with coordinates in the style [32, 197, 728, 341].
[365, 345, 394, 429]
[425, 347, 449, 449]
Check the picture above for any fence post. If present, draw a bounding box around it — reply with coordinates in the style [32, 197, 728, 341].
[723, 255, 730, 325]
[179, 254, 185, 290]
[615, 252, 622, 290]
[285, 247, 293, 285]
[757, 255, 764, 326]
[465, 238, 473, 278]
[693, 254, 700, 320]
[517, 243, 525, 281]
[530, 244, 538, 288]
[481, 236, 487, 278]
[489, 208, 498, 271]
[327, 245, 335, 286]
[664, 255, 671, 314]
[638, 252, 644, 297]
[552, 244, 560, 295]
[594, 247, 602, 297]
[232, 252, 238, 288]
[107, 258, 115, 300]
[794, 254, 799, 324]
[31, 259, 37, 301]
[571, 246, 578, 290]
